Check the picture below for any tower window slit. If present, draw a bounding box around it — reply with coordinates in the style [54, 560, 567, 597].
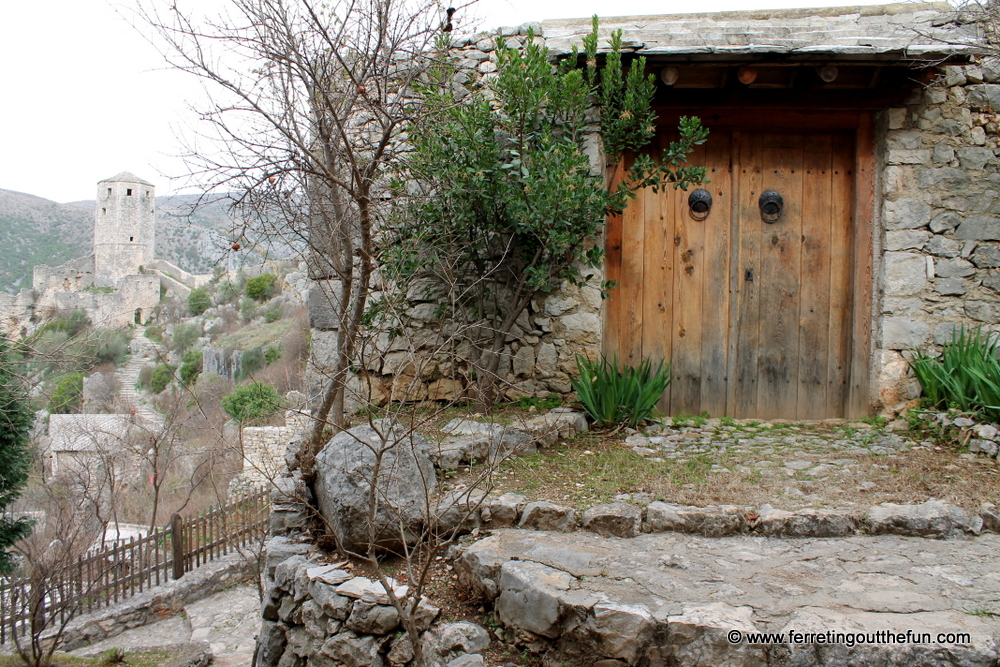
[127, 188, 132, 196]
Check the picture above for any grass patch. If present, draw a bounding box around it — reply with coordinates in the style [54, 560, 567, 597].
[214, 319, 294, 350]
[0, 649, 173, 667]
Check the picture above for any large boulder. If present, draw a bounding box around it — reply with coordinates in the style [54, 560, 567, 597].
[314, 420, 437, 552]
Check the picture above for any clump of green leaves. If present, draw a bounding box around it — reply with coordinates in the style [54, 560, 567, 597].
[571, 355, 671, 428]
[170, 322, 201, 353]
[179, 349, 203, 387]
[910, 326, 1000, 422]
[0, 344, 33, 573]
[221, 381, 283, 423]
[150, 364, 175, 393]
[49, 372, 84, 414]
[245, 273, 277, 301]
[187, 287, 212, 316]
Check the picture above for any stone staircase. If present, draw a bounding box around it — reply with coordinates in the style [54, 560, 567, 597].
[115, 327, 167, 427]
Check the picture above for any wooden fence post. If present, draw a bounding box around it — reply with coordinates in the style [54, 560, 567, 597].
[171, 513, 184, 580]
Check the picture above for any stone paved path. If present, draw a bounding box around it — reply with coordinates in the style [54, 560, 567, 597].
[458, 528, 1000, 666]
[70, 585, 259, 666]
[116, 328, 167, 426]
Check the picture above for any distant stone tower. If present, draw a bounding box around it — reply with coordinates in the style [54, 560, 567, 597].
[93, 172, 155, 287]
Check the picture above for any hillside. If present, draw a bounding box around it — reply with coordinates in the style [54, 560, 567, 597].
[0, 189, 303, 293]
[0, 188, 93, 292]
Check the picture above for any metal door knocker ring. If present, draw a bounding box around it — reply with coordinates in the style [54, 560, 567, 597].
[688, 188, 713, 221]
[759, 190, 783, 223]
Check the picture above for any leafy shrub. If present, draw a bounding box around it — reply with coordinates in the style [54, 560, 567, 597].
[49, 372, 84, 414]
[240, 298, 258, 323]
[170, 322, 201, 353]
[236, 347, 264, 382]
[910, 326, 1000, 422]
[264, 344, 282, 365]
[217, 279, 241, 304]
[137, 365, 153, 391]
[36, 309, 91, 338]
[570, 355, 671, 428]
[187, 287, 212, 316]
[263, 302, 283, 323]
[145, 325, 164, 344]
[150, 364, 175, 393]
[85, 328, 130, 367]
[221, 381, 283, 423]
[245, 273, 277, 301]
[180, 349, 203, 387]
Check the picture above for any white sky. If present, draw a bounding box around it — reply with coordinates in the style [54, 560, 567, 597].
[1, 0, 918, 203]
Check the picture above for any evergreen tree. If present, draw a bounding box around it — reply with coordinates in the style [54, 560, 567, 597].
[0, 345, 33, 573]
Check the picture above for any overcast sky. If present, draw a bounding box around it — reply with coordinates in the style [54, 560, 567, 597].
[1, 0, 916, 203]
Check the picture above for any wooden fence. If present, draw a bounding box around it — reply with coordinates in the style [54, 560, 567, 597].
[0, 488, 269, 645]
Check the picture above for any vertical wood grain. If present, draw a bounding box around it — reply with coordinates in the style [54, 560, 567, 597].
[603, 159, 626, 361]
[829, 133, 855, 418]
[733, 133, 763, 418]
[849, 115, 875, 417]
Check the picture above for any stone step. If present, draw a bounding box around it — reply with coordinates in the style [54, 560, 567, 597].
[456, 529, 1000, 667]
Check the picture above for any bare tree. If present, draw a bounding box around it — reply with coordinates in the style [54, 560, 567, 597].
[136, 0, 450, 471]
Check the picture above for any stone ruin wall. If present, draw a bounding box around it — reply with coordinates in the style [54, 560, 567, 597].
[876, 60, 1000, 409]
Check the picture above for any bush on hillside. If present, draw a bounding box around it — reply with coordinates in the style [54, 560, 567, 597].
[150, 364, 175, 393]
[221, 381, 282, 423]
[36, 309, 91, 338]
[245, 273, 277, 301]
[49, 372, 84, 414]
[187, 287, 211, 316]
[170, 322, 201, 353]
[180, 349, 203, 387]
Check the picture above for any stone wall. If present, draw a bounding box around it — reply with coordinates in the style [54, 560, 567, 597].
[235, 410, 312, 486]
[876, 60, 1000, 408]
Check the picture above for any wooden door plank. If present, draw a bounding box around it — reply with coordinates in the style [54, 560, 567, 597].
[620, 157, 646, 366]
[642, 137, 674, 414]
[849, 116, 875, 417]
[699, 132, 733, 417]
[732, 133, 763, 418]
[830, 133, 856, 417]
[603, 159, 626, 361]
[671, 138, 707, 415]
[797, 134, 834, 420]
[756, 133, 804, 419]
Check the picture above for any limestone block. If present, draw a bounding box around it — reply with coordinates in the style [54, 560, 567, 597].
[929, 211, 962, 234]
[884, 198, 930, 230]
[972, 244, 1000, 267]
[984, 271, 1000, 293]
[884, 252, 928, 296]
[544, 294, 579, 316]
[582, 502, 642, 538]
[313, 422, 436, 552]
[935, 278, 966, 296]
[644, 502, 749, 536]
[956, 214, 1000, 240]
[882, 317, 930, 350]
[754, 506, 858, 537]
[518, 501, 577, 532]
[482, 492, 523, 527]
[966, 301, 1000, 322]
[536, 342, 558, 375]
[864, 500, 982, 538]
[958, 146, 996, 171]
[585, 602, 657, 663]
[512, 345, 535, 377]
[559, 311, 600, 342]
[435, 488, 487, 533]
[934, 257, 976, 278]
[887, 149, 930, 165]
[308, 280, 341, 331]
[435, 621, 491, 654]
[982, 58, 1000, 83]
[918, 167, 969, 189]
[664, 603, 764, 667]
[885, 230, 930, 251]
[320, 631, 383, 667]
[925, 234, 961, 257]
[447, 655, 485, 667]
[966, 83, 1000, 110]
[427, 378, 464, 402]
[877, 350, 920, 406]
[887, 108, 907, 129]
[886, 129, 922, 150]
[496, 560, 574, 638]
[520, 409, 587, 446]
[932, 141, 955, 164]
[345, 598, 400, 635]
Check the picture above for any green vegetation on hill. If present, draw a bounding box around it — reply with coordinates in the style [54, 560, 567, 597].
[0, 189, 92, 292]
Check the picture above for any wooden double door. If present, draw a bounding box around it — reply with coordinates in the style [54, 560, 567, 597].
[604, 127, 869, 420]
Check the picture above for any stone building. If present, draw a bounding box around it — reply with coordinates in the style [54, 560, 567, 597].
[0, 172, 211, 336]
[309, 4, 995, 419]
